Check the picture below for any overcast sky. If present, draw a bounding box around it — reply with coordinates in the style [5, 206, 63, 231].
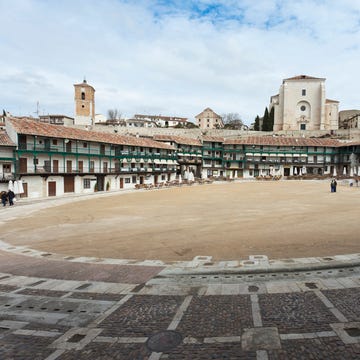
[1, 0, 359, 124]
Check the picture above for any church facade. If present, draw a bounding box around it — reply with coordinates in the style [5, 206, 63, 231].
[270, 75, 339, 132]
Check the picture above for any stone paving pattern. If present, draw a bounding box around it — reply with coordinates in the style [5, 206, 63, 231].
[259, 292, 339, 333]
[99, 295, 185, 337]
[323, 288, 360, 322]
[176, 295, 253, 338]
[1, 250, 360, 358]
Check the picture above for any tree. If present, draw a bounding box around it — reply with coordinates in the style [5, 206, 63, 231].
[254, 115, 260, 131]
[174, 122, 198, 129]
[107, 109, 122, 121]
[221, 113, 244, 130]
[262, 107, 270, 131]
[269, 106, 275, 131]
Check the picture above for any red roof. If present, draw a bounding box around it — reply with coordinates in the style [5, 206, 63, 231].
[153, 134, 202, 146]
[224, 136, 342, 147]
[202, 136, 224, 143]
[0, 131, 16, 146]
[7, 117, 174, 150]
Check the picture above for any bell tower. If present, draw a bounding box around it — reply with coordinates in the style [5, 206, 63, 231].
[74, 79, 95, 126]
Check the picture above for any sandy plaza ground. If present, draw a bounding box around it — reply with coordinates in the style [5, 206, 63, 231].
[0, 180, 359, 262]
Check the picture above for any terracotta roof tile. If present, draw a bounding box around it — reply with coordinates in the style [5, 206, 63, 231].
[7, 117, 174, 150]
[0, 131, 16, 146]
[153, 134, 202, 146]
[224, 136, 342, 147]
[202, 136, 224, 143]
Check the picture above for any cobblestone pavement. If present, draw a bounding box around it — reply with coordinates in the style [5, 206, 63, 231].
[1, 247, 360, 359]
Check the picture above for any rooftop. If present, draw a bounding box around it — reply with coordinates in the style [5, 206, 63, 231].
[6, 117, 174, 150]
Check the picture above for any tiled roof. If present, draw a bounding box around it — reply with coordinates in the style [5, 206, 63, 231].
[338, 140, 360, 147]
[0, 131, 16, 146]
[7, 117, 174, 150]
[202, 136, 224, 143]
[73, 80, 95, 90]
[195, 108, 221, 119]
[284, 75, 325, 81]
[224, 136, 342, 147]
[153, 134, 202, 146]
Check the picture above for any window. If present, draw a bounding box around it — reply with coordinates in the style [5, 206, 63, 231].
[83, 179, 91, 189]
[3, 164, 11, 173]
[83, 143, 88, 148]
[125, 178, 131, 184]
[300, 105, 306, 111]
[300, 124, 306, 130]
[89, 161, 95, 172]
[81, 92, 85, 100]
[132, 176, 137, 183]
[52, 139, 57, 145]
[302, 89, 306, 96]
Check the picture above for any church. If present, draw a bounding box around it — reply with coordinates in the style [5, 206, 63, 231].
[270, 75, 339, 131]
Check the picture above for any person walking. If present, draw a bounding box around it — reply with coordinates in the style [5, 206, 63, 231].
[1, 191, 7, 206]
[7, 190, 15, 206]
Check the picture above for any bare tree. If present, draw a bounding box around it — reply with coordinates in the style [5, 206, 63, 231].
[221, 113, 244, 130]
[107, 109, 122, 121]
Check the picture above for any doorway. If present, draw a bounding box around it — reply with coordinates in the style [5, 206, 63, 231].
[48, 181, 56, 196]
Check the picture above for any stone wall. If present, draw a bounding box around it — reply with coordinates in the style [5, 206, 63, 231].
[72, 124, 360, 141]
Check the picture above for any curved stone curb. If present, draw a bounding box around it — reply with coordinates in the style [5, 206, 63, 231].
[1, 240, 360, 276]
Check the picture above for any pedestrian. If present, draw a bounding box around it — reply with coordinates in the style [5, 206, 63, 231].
[1, 191, 7, 206]
[7, 190, 15, 206]
[331, 178, 337, 193]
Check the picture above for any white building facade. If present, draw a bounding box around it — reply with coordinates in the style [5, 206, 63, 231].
[270, 75, 339, 132]
[5, 117, 177, 198]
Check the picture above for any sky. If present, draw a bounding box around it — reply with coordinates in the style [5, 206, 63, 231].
[1, 0, 359, 125]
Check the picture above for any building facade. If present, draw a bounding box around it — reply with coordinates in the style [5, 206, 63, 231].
[195, 108, 224, 129]
[5, 117, 177, 198]
[74, 80, 95, 126]
[2, 116, 360, 198]
[0, 132, 16, 192]
[134, 114, 188, 128]
[270, 75, 339, 132]
[339, 110, 360, 129]
[153, 135, 202, 178]
[39, 114, 74, 126]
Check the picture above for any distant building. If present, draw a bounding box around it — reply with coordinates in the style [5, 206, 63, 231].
[134, 114, 188, 128]
[195, 108, 224, 129]
[270, 75, 339, 131]
[39, 115, 74, 126]
[126, 118, 156, 128]
[0, 131, 16, 184]
[339, 110, 360, 129]
[94, 114, 107, 123]
[74, 79, 95, 126]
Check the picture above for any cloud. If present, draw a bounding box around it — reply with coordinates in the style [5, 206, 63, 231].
[0, 0, 359, 124]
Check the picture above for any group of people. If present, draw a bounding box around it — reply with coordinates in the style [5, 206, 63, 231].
[1, 190, 15, 206]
